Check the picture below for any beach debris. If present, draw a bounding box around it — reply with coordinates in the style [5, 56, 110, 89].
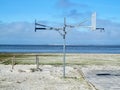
[30, 68, 42, 72]
[18, 69, 26, 73]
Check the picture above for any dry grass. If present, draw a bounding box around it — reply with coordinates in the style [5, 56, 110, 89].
[0, 53, 120, 66]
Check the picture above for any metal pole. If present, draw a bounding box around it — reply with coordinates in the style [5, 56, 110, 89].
[12, 55, 15, 69]
[63, 35, 66, 78]
[36, 55, 39, 69]
[63, 17, 66, 78]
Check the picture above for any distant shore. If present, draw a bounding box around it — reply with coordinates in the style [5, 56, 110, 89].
[1, 45, 120, 53]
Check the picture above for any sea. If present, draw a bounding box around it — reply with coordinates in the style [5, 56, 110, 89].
[0, 45, 120, 54]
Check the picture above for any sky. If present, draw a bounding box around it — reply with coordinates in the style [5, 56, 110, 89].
[0, 0, 120, 45]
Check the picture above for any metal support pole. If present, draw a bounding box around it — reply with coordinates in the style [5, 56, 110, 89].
[36, 55, 39, 69]
[63, 17, 66, 78]
[63, 36, 66, 78]
[12, 55, 15, 69]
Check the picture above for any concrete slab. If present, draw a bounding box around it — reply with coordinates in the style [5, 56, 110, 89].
[83, 70, 120, 90]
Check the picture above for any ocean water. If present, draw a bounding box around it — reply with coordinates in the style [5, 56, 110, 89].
[0, 45, 120, 54]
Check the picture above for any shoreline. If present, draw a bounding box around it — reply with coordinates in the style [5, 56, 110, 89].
[1, 52, 120, 54]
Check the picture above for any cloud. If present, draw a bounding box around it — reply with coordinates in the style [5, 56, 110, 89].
[54, 0, 91, 22]
[0, 21, 63, 44]
[56, 0, 73, 8]
[66, 9, 92, 20]
[97, 19, 120, 35]
[86, 18, 120, 45]
[0, 22, 33, 35]
[56, 0, 89, 9]
[64, 17, 120, 45]
[1, 17, 120, 45]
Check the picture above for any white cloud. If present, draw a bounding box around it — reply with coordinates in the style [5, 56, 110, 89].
[0, 17, 120, 45]
[56, 0, 89, 9]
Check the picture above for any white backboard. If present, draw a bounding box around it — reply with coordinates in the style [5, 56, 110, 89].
[91, 12, 96, 30]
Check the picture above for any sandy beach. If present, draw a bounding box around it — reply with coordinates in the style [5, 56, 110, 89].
[0, 65, 94, 90]
[0, 53, 120, 90]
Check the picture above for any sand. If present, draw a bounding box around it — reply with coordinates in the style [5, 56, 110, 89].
[1, 53, 120, 90]
[0, 65, 93, 90]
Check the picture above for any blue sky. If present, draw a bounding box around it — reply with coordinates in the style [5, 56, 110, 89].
[0, 0, 120, 45]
